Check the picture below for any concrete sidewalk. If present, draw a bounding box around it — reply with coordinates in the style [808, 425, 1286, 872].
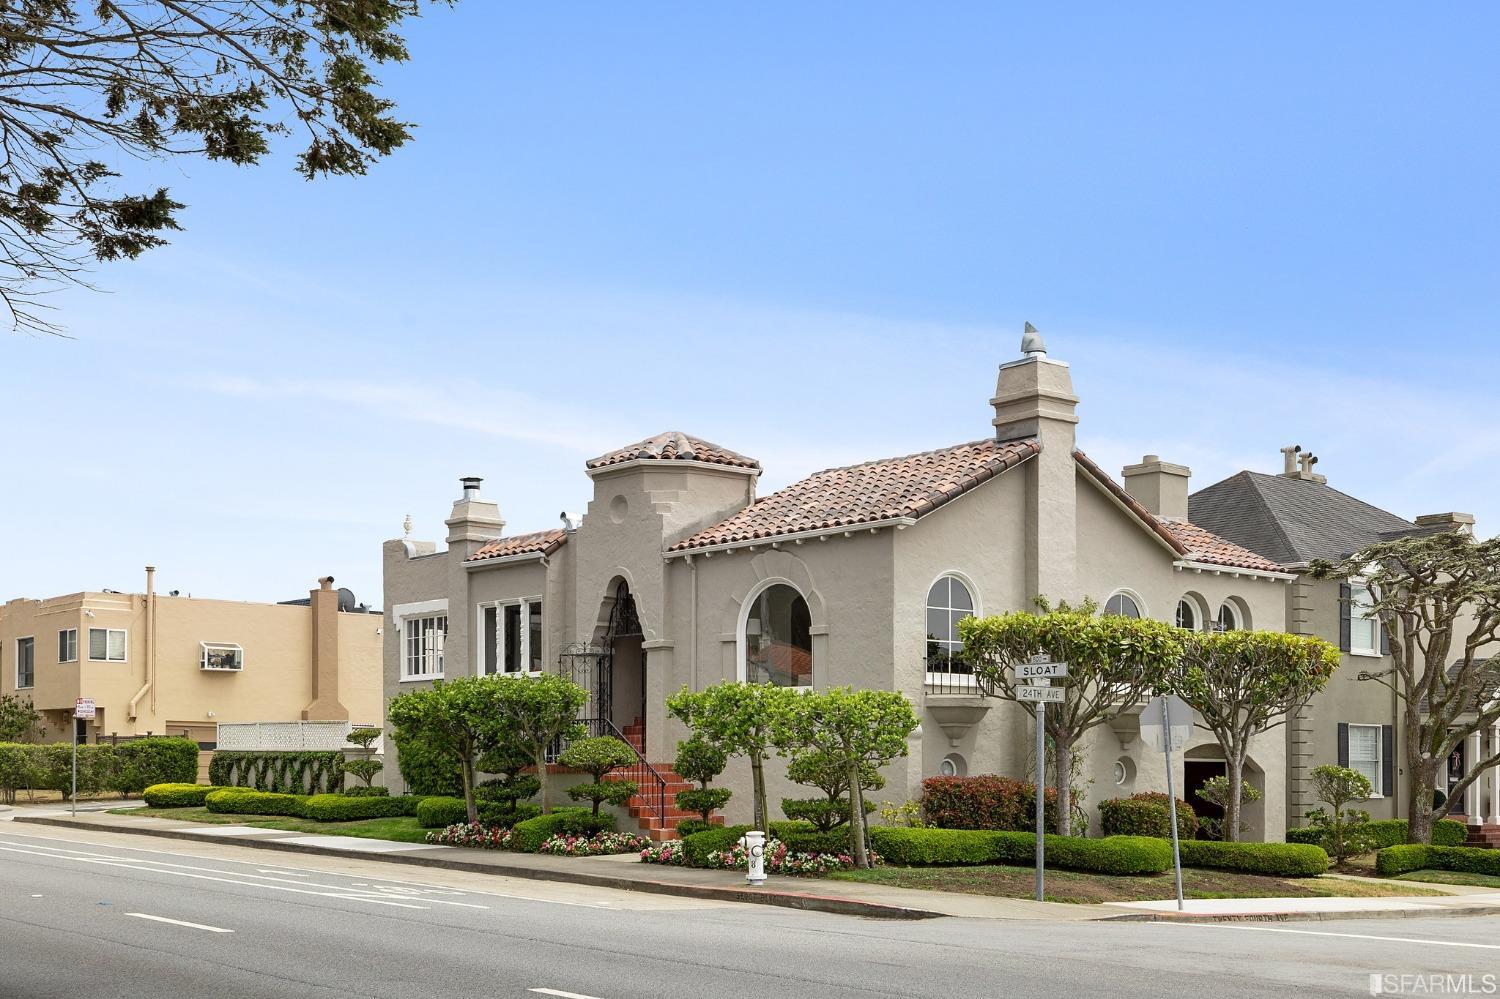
[12, 810, 1500, 924]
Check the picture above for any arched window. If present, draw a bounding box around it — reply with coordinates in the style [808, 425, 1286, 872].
[1176, 599, 1198, 631]
[1104, 592, 1142, 619]
[744, 584, 812, 688]
[1216, 602, 1240, 632]
[926, 576, 976, 675]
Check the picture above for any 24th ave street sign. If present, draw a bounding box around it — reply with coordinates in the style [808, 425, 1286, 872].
[1016, 685, 1065, 704]
[1012, 656, 1068, 681]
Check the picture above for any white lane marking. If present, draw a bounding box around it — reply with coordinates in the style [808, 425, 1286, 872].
[257, 870, 309, 877]
[126, 913, 234, 934]
[530, 990, 606, 999]
[1170, 923, 1500, 951]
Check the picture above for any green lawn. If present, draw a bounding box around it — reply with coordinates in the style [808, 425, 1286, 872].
[111, 806, 431, 844]
[1394, 869, 1500, 890]
[825, 864, 1446, 905]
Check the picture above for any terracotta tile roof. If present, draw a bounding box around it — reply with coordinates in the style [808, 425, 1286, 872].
[587, 432, 761, 472]
[466, 529, 568, 563]
[670, 437, 1041, 552]
[1073, 450, 1288, 574]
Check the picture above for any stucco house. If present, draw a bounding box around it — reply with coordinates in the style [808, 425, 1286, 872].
[383, 330, 1295, 841]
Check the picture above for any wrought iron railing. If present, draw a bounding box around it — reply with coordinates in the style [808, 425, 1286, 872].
[548, 716, 669, 830]
[923, 656, 1000, 696]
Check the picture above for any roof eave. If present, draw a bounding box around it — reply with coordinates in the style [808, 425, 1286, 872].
[586, 458, 762, 479]
[1172, 560, 1296, 582]
[665, 517, 919, 559]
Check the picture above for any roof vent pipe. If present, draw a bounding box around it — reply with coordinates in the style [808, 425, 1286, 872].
[460, 476, 482, 501]
[1020, 321, 1046, 358]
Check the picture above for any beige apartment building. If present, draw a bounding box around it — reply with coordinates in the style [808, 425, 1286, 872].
[0, 572, 383, 746]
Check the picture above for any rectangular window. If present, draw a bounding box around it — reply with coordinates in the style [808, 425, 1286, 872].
[528, 600, 543, 672]
[481, 606, 499, 676]
[478, 599, 544, 676]
[88, 628, 127, 662]
[201, 643, 244, 671]
[1349, 723, 1383, 793]
[58, 628, 78, 663]
[15, 637, 34, 689]
[1349, 584, 1378, 655]
[403, 615, 446, 680]
[503, 604, 522, 673]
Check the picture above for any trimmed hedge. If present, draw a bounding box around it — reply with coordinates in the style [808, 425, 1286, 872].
[1177, 840, 1329, 877]
[511, 809, 612, 853]
[683, 825, 754, 867]
[204, 789, 308, 817]
[1377, 844, 1500, 878]
[416, 796, 543, 829]
[142, 783, 235, 808]
[1099, 794, 1198, 841]
[770, 820, 853, 856]
[393, 730, 462, 797]
[115, 738, 200, 794]
[342, 786, 391, 798]
[921, 775, 1057, 832]
[0, 739, 198, 801]
[1288, 818, 1469, 850]
[300, 794, 421, 822]
[867, 827, 1173, 876]
[208, 751, 344, 795]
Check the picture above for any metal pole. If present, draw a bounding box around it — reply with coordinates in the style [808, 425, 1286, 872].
[71, 719, 78, 818]
[1161, 697, 1185, 911]
[1035, 700, 1046, 903]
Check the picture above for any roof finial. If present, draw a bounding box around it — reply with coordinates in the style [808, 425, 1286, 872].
[402, 513, 412, 539]
[1020, 321, 1046, 358]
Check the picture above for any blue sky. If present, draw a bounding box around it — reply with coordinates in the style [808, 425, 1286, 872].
[2, 5, 1496, 604]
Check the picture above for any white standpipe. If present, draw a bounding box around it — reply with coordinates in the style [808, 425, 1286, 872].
[741, 830, 767, 887]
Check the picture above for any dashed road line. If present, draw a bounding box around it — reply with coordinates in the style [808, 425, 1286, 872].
[126, 913, 234, 934]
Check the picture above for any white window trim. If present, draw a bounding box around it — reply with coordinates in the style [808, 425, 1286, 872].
[1348, 722, 1384, 798]
[736, 576, 814, 688]
[1348, 582, 1381, 657]
[58, 628, 78, 664]
[200, 642, 244, 671]
[924, 571, 981, 686]
[1104, 588, 1148, 620]
[394, 599, 448, 682]
[475, 596, 545, 678]
[87, 627, 128, 663]
[1215, 601, 1241, 633]
[15, 636, 35, 689]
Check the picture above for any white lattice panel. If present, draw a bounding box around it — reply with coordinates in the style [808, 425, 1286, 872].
[216, 720, 355, 751]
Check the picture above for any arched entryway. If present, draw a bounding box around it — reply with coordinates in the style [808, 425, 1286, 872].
[561, 579, 647, 742]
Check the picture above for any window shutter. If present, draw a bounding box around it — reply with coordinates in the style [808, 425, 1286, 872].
[1380, 622, 1390, 656]
[1337, 723, 1349, 768]
[1338, 584, 1352, 652]
[1382, 725, 1395, 797]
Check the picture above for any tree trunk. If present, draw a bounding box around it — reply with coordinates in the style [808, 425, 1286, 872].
[1407, 756, 1439, 845]
[750, 752, 768, 835]
[1054, 736, 1073, 838]
[535, 745, 551, 814]
[461, 755, 478, 826]
[1225, 745, 1246, 843]
[847, 759, 869, 869]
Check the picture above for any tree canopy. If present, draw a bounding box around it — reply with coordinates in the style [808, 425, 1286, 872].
[387, 676, 506, 824]
[667, 681, 798, 834]
[0, 0, 446, 333]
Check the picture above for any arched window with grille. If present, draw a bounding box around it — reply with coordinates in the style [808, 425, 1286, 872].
[926, 575, 977, 678]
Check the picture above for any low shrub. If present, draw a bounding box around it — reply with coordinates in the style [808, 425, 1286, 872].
[1376, 844, 1432, 877]
[1376, 844, 1500, 878]
[1177, 840, 1329, 877]
[342, 786, 390, 798]
[869, 827, 999, 866]
[416, 796, 468, 829]
[427, 823, 515, 850]
[1099, 793, 1198, 841]
[868, 827, 1172, 876]
[142, 783, 233, 808]
[675, 818, 713, 838]
[510, 808, 609, 853]
[1044, 835, 1174, 876]
[1289, 818, 1469, 850]
[203, 789, 308, 817]
[770, 820, 853, 856]
[299, 793, 421, 822]
[920, 775, 1057, 832]
[1433, 820, 1472, 847]
[115, 738, 200, 795]
[483, 802, 543, 827]
[682, 825, 754, 867]
[538, 831, 652, 857]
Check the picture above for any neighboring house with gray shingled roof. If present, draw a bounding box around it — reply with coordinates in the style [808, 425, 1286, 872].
[381, 331, 1297, 841]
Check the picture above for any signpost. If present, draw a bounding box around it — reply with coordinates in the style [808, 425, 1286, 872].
[1015, 655, 1067, 903]
[1140, 693, 1194, 911]
[72, 698, 95, 818]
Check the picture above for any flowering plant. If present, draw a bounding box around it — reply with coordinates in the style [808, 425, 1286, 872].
[640, 841, 688, 866]
[538, 831, 653, 857]
[701, 837, 874, 875]
[426, 823, 516, 850]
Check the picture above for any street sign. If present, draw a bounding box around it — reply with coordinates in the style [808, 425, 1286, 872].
[73, 698, 95, 720]
[1140, 694, 1193, 753]
[1017, 685, 1065, 704]
[1012, 657, 1068, 681]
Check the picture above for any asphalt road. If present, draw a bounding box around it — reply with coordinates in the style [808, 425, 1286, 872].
[0, 825, 1496, 999]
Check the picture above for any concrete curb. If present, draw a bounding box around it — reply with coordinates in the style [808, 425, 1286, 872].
[1102, 905, 1500, 924]
[10, 815, 944, 921]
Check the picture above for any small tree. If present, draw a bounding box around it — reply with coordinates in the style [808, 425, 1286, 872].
[387, 678, 508, 825]
[667, 681, 798, 834]
[492, 673, 588, 813]
[775, 687, 919, 869]
[1303, 765, 1377, 865]
[963, 598, 1185, 836]
[344, 727, 384, 788]
[674, 737, 732, 829]
[0, 694, 41, 743]
[475, 740, 542, 821]
[1313, 531, 1500, 844]
[1172, 631, 1339, 841]
[559, 736, 638, 817]
[1197, 775, 1261, 841]
[781, 750, 882, 832]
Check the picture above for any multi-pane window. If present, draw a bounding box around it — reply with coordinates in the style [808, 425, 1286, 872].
[1349, 584, 1379, 654]
[403, 615, 447, 679]
[1348, 723, 1382, 792]
[480, 600, 543, 675]
[88, 628, 127, 662]
[926, 577, 975, 675]
[15, 637, 34, 688]
[58, 628, 78, 663]
[1104, 592, 1141, 618]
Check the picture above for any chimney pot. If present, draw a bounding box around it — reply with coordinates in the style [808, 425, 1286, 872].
[460, 476, 482, 500]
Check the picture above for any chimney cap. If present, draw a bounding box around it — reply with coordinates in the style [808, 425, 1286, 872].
[1020, 321, 1046, 358]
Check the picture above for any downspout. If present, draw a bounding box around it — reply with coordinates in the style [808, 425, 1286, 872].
[127, 565, 155, 721]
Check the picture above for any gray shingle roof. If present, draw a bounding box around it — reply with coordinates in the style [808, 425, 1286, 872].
[1189, 470, 1418, 565]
